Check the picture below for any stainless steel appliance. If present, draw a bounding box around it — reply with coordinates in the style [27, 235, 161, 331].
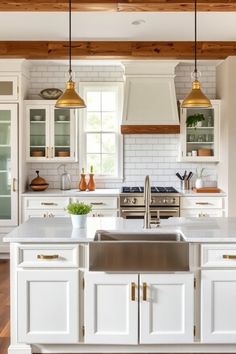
[120, 186, 180, 219]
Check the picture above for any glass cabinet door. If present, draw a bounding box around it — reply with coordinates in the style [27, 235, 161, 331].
[0, 76, 18, 101]
[28, 107, 48, 159]
[52, 108, 74, 160]
[0, 104, 17, 225]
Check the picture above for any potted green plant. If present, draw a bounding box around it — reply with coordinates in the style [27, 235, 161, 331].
[186, 113, 205, 128]
[66, 202, 92, 228]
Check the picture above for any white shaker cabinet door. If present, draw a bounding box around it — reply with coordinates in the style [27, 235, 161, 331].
[17, 270, 79, 343]
[84, 272, 138, 344]
[140, 273, 194, 343]
[201, 270, 236, 343]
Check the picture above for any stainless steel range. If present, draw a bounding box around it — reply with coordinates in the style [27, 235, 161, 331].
[120, 186, 180, 219]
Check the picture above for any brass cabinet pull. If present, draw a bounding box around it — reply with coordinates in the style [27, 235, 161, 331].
[37, 254, 59, 260]
[91, 202, 105, 206]
[223, 254, 236, 260]
[131, 282, 136, 301]
[41, 202, 57, 206]
[196, 202, 210, 205]
[46, 147, 49, 158]
[143, 282, 147, 301]
[12, 178, 17, 192]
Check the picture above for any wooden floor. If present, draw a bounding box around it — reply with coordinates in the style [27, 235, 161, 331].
[0, 260, 10, 354]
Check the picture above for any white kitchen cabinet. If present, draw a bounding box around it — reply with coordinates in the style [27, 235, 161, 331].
[201, 270, 236, 343]
[17, 269, 79, 343]
[0, 104, 18, 226]
[178, 100, 220, 162]
[140, 273, 194, 343]
[84, 272, 139, 344]
[25, 100, 77, 162]
[180, 195, 226, 218]
[0, 76, 18, 101]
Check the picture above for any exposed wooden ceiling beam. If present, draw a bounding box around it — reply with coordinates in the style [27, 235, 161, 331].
[0, 41, 235, 59]
[1, 0, 236, 12]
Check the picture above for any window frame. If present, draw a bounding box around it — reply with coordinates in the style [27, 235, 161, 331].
[78, 82, 124, 182]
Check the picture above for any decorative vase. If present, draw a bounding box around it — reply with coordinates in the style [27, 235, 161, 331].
[195, 178, 203, 189]
[79, 174, 87, 191]
[71, 214, 87, 228]
[87, 174, 96, 191]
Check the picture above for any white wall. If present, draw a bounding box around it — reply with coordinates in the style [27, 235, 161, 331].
[27, 62, 218, 190]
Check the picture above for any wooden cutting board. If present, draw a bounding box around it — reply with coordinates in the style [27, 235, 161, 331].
[192, 187, 221, 193]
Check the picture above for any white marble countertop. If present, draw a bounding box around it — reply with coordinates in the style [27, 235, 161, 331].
[21, 188, 121, 197]
[4, 217, 236, 243]
[179, 190, 226, 197]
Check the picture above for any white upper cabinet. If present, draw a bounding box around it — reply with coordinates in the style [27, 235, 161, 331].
[139, 273, 194, 344]
[178, 100, 220, 162]
[0, 76, 18, 101]
[25, 101, 77, 162]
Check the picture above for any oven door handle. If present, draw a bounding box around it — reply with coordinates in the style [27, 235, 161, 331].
[120, 208, 179, 213]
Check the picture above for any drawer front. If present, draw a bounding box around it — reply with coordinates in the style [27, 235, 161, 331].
[73, 197, 118, 210]
[181, 209, 224, 218]
[201, 244, 236, 268]
[90, 209, 118, 217]
[25, 197, 70, 210]
[17, 244, 79, 268]
[23, 209, 69, 222]
[181, 197, 223, 209]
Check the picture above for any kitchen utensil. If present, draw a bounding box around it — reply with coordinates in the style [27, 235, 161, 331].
[29, 170, 49, 191]
[186, 171, 193, 180]
[182, 170, 187, 180]
[61, 167, 71, 191]
[176, 173, 183, 180]
[181, 179, 190, 191]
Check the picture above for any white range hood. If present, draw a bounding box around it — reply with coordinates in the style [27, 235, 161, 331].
[121, 61, 180, 134]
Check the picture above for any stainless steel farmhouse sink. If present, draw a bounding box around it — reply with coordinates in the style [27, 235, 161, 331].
[89, 231, 189, 272]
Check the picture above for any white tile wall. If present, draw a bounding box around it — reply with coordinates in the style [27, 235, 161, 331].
[27, 62, 218, 190]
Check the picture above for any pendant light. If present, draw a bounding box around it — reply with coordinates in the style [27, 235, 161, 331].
[55, 0, 86, 109]
[181, 0, 212, 108]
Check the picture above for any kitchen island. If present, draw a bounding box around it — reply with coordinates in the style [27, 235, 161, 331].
[4, 217, 236, 354]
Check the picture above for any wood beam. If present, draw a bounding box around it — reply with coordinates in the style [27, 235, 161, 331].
[0, 41, 236, 60]
[1, 0, 236, 12]
[121, 125, 180, 134]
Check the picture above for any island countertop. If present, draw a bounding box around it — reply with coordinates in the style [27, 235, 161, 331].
[3, 217, 236, 243]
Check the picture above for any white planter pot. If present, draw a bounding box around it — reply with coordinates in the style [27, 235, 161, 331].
[195, 178, 203, 189]
[71, 214, 87, 228]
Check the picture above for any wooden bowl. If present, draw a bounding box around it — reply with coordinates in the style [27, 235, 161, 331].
[31, 150, 44, 157]
[58, 151, 70, 157]
[30, 184, 49, 191]
[198, 148, 212, 156]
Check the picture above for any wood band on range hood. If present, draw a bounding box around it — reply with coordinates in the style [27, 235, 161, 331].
[121, 125, 180, 134]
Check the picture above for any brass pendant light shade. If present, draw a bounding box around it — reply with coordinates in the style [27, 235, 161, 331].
[181, 80, 212, 108]
[55, 80, 86, 108]
[181, 0, 211, 109]
[55, 0, 86, 109]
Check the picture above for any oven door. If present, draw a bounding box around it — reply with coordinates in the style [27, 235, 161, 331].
[120, 207, 180, 219]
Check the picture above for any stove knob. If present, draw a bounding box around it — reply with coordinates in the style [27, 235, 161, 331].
[171, 198, 176, 204]
[162, 199, 167, 204]
[123, 198, 128, 204]
[131, 198, 137, 204]
[151, 198, 155, 204]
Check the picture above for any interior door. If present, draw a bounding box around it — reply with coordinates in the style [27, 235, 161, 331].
[84, 272, 138, 344]
[140, 273, 194, 343]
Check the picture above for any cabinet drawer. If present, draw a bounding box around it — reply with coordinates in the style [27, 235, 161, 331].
[17, 244, 79, 268]
[181, 197, 223, 209]
[24, 209, 69, 222]
[25, 197, 70, 210]
[201, 244, 236, 268]
[181, 209, 224, 218]
[73, 197, 118, 210]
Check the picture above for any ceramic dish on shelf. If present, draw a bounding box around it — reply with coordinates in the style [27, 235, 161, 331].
[39, 88, 63, 100]
[32, 115, 42, 121]
[57, 115, 67, 121]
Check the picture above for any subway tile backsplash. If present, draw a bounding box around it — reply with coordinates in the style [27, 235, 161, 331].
[27, 62, 217, 190]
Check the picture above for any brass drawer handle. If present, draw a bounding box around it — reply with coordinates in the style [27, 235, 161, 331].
[195, 202, 210, 205]
[131, 282, 136, 301]
[91, 202, 105, 206]
[143, 282, 147, 301]
[37, 254, 59, 260]
[223, 255, 236, 260]
[41, 202, 57, 206]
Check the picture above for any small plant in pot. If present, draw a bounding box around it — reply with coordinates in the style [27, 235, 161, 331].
[186, 113, 205, 128]
[66, 202, 92, 228]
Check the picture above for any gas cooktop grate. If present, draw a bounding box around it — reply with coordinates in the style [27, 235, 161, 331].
[122, 186, 178, 193]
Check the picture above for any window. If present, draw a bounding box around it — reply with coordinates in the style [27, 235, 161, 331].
[79, 83, 123, 180]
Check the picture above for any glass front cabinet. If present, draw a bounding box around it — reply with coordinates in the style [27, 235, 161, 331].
[178, 100, 220, 162]
[0, 104, 18, 226]
[26, 101, 77, 162]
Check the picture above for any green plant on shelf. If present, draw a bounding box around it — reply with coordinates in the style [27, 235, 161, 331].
[186, 113, 205, 128]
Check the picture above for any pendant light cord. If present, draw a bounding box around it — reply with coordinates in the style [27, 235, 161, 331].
[194, 0, 197, 79]
[69, 0, 72, 80]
